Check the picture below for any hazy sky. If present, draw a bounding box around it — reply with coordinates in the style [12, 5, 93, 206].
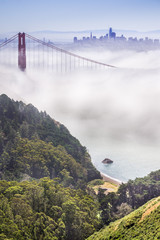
[0, 0, 160, 33]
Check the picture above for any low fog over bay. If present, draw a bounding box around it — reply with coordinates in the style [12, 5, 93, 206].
[1, 45, 160, 182]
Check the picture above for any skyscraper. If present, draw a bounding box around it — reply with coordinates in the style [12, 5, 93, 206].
[109, 27, 116, 39]
[109, 27, 112, 38]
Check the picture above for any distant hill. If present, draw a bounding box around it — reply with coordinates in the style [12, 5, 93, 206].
[0, 94, 101, 185]
[87, 196, 160, 239]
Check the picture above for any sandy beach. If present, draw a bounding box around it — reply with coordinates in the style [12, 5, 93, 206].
[101, 172, 122, 186]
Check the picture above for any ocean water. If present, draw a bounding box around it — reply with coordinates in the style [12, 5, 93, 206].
[61, 115, 160, 183]
[88, 140, 160, 182]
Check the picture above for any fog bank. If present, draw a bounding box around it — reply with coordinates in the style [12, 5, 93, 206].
[1, 49, 160, 180]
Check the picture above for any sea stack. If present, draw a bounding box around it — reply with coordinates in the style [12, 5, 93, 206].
[102, 158, 113, 164]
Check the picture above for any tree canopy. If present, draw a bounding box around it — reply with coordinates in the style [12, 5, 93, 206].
[0, 94, 101, 185]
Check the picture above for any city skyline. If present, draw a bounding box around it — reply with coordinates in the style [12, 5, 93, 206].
[0, 0, 160, 33]
[74, 27, 160, 43]
[73, 27, 160, 52]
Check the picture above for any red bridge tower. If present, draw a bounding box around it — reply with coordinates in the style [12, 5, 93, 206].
[18, 32, 26, 71]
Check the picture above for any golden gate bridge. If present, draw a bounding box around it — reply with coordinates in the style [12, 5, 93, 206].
[0, 32, 116, 72]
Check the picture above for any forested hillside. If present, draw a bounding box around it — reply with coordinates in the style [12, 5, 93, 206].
[97, 169, 160, 226]
[0, 178, 101, 240]
[0, 94, 102, 240]
[87, 196, 160, 240]
[0, 94, 100, 186]
[2, 94, 160, 239]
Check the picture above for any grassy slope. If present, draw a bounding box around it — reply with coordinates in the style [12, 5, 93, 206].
[87, 196, 160, 240]
[93, 182, 118, 195]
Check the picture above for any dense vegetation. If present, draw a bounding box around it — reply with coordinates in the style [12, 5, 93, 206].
[1, 137, 89, 188]
[1, 93, 160, 239]
[98, 169, 160, 225]
[0, 178, 101, 240]
[0, 94, 100, 185]
[87, 196, 160, 239]
[0, 94, 103, 239]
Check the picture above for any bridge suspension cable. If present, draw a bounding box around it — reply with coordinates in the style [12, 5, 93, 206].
[0, 34, 18, 49]
[0, 32, 117, 70]
[25, 33, 117, 69]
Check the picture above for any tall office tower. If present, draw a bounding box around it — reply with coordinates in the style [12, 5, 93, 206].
[109, 28, 112, 38]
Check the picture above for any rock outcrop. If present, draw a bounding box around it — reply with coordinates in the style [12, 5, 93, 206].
[102, 158, 113, 164]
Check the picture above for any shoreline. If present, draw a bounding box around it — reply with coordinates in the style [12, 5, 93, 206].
[100, 172, 123, 186]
